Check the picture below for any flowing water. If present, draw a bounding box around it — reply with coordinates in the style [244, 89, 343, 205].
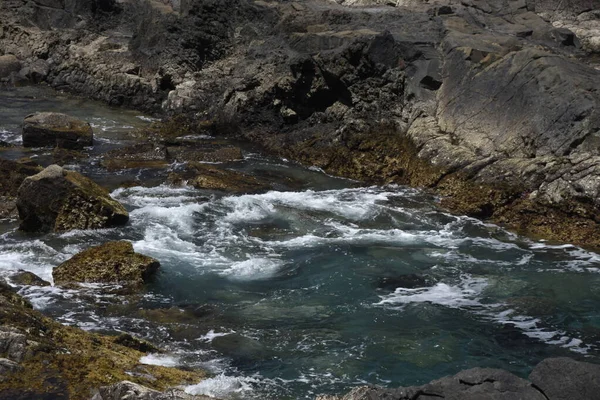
[2, 86, 600, 399]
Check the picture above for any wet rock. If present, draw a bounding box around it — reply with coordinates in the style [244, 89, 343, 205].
[0, 326, 29, 362]
[19, 59, 49, 83]
[211, 333, 270, 361]
[168, 163, 270, 194]
[322, 366, 546, 399]
[529, 357, 600, 400]
[113, 334, 159, 353]
[53, 241, 159, 287]
[0, 281, 32, 310]
[165, 145, 243, 163]
[95, 380, 207, 400]
[102, 143, 168, 171]
[0, 55, 21, 79]
[0, 358, 22, 377]
[52, 147, 86, 166]
[0, 276, 205, 398]
[0, 159, 42, 197]
[377, 274, 433, 291]
[17, 164, 129, 232]
[22, 112, 93, 149]
[9, 270, 50, 287]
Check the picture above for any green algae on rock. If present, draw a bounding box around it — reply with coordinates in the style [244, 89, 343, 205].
[0, 281, 204, 400]
[17, 165, 129, 233]
[22, 112, 93, 150]
[53, 241, 159, 287]
[168, 162, 271, 194]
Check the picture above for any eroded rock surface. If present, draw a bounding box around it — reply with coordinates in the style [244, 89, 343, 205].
[320, 358, 600, 399]
[52, 241, 160, 286]
[22, 112, 93, 149]
[2, 0, 600, 246]
[17, 164, 129, 232]
[0, 279, 204, 400]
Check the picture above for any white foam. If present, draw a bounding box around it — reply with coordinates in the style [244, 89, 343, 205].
[140, 353, 180, 367]
[377, 276, 488, 308]
[184, 374, 256, 398]
[198, 329, 235, 343]
[219, 258, 284, 280]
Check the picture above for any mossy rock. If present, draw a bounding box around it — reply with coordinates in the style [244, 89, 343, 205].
[22, 112, 93, 150]
[168, 163, 270, 194]
[53, 241, 159, 287]
[9, 270, 50, 287]
[101, 143, 169, 172]
[0, 287, 204, 399]
[17, 165, 129, 233]
[0, 158, 42, 197]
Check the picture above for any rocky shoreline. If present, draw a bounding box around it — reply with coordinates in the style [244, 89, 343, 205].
[2, 0, 600, 399]
[2, 0, 600, 247]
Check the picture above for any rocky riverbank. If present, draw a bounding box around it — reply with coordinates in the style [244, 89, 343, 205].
[2, 0, 600, 247]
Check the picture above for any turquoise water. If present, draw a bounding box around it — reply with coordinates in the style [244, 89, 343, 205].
[1, 86, 600, 399]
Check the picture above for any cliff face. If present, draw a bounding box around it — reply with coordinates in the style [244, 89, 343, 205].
[2, 0, 600, 246]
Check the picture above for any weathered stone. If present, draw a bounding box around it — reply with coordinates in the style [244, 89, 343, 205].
[102, 143, 168, 171]
[529, 357, 600, 400]
[22, 112, 93, 150]
[168, 163, 270, 193]
[52, 241, 159, 286]
[0, 55, 21, 79]
[19, 58, 49, 83]
[96, 380, 208, 400]
[9, 270, 50, 287]
[17, 165, 129, 233]
[165, 145, 243, 163]
[0, 276, 205, 399]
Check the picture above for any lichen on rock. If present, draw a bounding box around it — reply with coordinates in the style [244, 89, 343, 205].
[22, 112, 93, 150]
[17, 164, 129, 233]
[53, 241, 160, 287]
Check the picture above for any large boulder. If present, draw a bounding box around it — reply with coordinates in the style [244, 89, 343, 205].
[22, 112, 93, 149]
[53, 241, 159, 286]
[17, 164, 129, 232]
[529, 357, 600, 400]
[0, 55, 21, 79]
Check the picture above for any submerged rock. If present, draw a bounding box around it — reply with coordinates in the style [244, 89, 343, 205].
[22, 112, 93, 149]
[52, 241, 159, 286]
[16, 164, 129, 232]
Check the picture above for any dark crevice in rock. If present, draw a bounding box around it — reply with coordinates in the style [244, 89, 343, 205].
[531, 383, 551, 400]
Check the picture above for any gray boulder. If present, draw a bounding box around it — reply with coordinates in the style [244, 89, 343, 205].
[529, 357, 600, 400]
[0, 55, 21, 78]
[17, 164, 129, 233]
[22, 112, 93, 149]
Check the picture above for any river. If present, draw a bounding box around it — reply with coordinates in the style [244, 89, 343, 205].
[1, 85, 600, 399]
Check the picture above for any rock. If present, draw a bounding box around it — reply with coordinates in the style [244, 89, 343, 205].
[17, 164, 129, 232]
[102, 143, 168, 171]
[113, 334, 159, 353]
[52, 241, 160, 286]
[96, 380, 207, 400]
[0, 358, 22, 377]
[52, 147, 86, 166]
[0, 326, 29, 362]
[529, 357, 600, 400]
[22, 112, 93, 150]
[0, 159, 42, 197]
[0, 55, 21, 79]
[0, 277, 204, 399]
[165, 145, 243, 163]
[168, 163, 270, 193]
[9, 270, 50, 287]
[377, 274, 433, 291]
[19, 58, 49, 83]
